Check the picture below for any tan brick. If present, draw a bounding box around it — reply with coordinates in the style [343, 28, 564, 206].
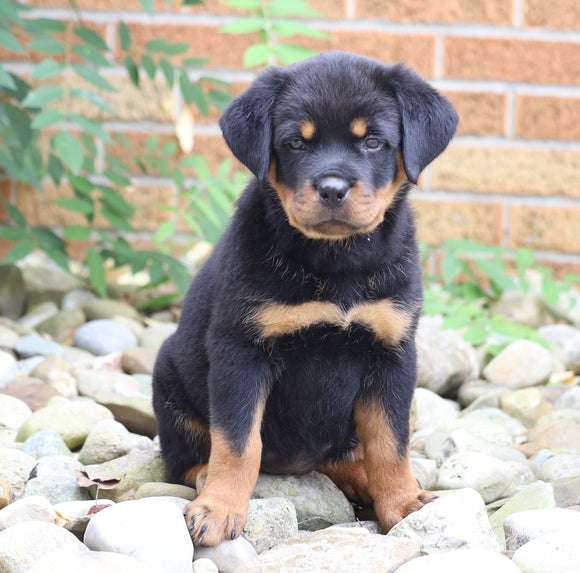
[122, 24, 255, 69]
[357, 0, 511, 24]
[444, 91, 506, 136]
[515, 96, 580, 141]
[412, 199, 504, 246]
[301, 32, 436, 77]
[17, 182, 174, 232]
[510, 205, 580, 253]
[444, 38, 580, 85]
[523, 0, 580, 30]
[28, 0, 191, 11]
[432, 146, 580, 197]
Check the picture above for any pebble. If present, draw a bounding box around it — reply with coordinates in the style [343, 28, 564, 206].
[413, 387, 460, 433]
[556, 386, 580, 410]
[14, 334, 63, 358]
[61, 288, 97, 311]
[389, 488, 501, 553]
[74, 319, 138, 356]
[35, 309, 86, 343]
[500, 388, 554, 428]
[0, 324, 20, 349]
[483, 339, 554, 388]
[21, 428, 72, 458]
[504, 507, 580, 551]
[84, 498, 193, 573]
[0, 395, 31, 444]
[0, 350, 17, 387]
[134, 482, 196, 500]
[0, 495, 56, 531]
[28, 549, 153, 573]
[17, 302, 59, 329]
[396, 549, 520, 573]
[529, 419, 580, 450]
[120, 347, 158, 375]
[83, 298, 142, 322]
[0, 448, 38, 498]
[539, 453, 580, 482]
[538, 323, 580, 372]
[243, 497, 298, 553]
[77, 419, 133, 465]
[511, 528, 580, 572]
[235, 526, 419, 573]
[0, 265, 26, 319]
[139, 323, 177, 348]
[195, 537, 257, 573]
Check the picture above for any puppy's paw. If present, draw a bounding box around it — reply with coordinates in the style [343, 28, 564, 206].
[183, 495, 247, 546]
[403, 489, 437, 516]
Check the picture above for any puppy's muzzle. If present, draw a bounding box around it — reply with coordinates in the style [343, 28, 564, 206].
[315, 176, 350, 209]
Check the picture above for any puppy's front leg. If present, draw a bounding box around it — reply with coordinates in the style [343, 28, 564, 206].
[183, 345, 268, 546]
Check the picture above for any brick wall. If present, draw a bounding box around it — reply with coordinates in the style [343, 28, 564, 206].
[2, 0, 580, 273]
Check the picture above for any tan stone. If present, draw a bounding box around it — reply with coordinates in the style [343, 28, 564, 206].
[523, 0, 580, 30]
[516, 96, 580, 141]
[444, 91, 506, 136]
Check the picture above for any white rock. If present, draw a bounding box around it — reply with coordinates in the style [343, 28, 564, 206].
[538, 324, 580, 372]
[193, 558, 219, 573]
[388, 488, 501, 553]
[396, 549, 520, 573]
[53, 499, 115, 520]
[512, 528, 580, 573]
[413, 388, 460, 433]
[0, 395, 31, 444]
[0, 350, 17, 387]
[483, 339, 553, 388]
[77, 419, 133, 465]
[84, 498, 193, 573]
[194, 537, 257, 573]
[504, 508, 580, 551]
[540, 453, 580, 482]
[0, 521, 88, 571]
[436, 452, 514, 502]
[0, 447, 38, 498]
[0, 495, 55, 531]
[28, 549, 152, 573]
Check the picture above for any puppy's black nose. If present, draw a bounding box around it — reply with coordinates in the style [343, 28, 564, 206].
[316, 177, 350, 208]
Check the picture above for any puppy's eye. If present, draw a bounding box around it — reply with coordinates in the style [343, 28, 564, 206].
[364, 137, 382, 149]
[287, 139, 306, 151]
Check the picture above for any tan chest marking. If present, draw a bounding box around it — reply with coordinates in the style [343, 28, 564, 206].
[252, 299, 413, 347]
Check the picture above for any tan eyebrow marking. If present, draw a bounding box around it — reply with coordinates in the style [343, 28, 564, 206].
[300, 120, 316, 140]
[350, 117, 368, 138]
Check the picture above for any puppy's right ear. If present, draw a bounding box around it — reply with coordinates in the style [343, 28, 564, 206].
[219, 67, 286, 183]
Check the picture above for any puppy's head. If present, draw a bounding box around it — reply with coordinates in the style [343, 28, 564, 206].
[219, 51, 458, 240]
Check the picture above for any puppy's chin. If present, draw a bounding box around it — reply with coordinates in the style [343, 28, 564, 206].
[293, 218, 381, 241]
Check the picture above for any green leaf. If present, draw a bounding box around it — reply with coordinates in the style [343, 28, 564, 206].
[179, 72, 208, 116]
[463, 325, 489, 346]
[473, 259, 513, 294]
[145, 136, 159, 151]
[72, 64, 116, 92]
[103, 169, 131, 187]
[101, 208, 136, 232]
[140, 292, 180, 310]
[31, 109, 65, 129]
[27, 37, 65, 55]
[48, 153, 64, 185]
[219, 18, 265, 35]
[142, 54, 156, 80]
[125, 56, 139, 86]
[56, 197, 94, 215]
[3, 239, 35, 265]
[268, 0, 320, 17]
[224, 0, 261, 9]
[0, 29, 25, 54]
[145, 39, 168, 53]
[541, 275, 560, 307]
[0, 68, 17, 90]
[22, 85, 63, 108]
[154, 220, 176, 244]
[68, 174, 94, 194]
[74, 26, 109, 52]
[0, 226, 28, 241]
[138, 0, 154, 15]
[182, 57, 209, 67]
[87, 247, 107, 298]
[70, 88, 117, 115]
[272, 44, 316, 64]
[159, 57, 174, 87]
[30, 59, 65, 79]
[208, 89, 232, 111]
[167, 258, 191, 293]
[69, 113, 113, 143]
[440, 252, 462, 285]
[162, 141, 178, 157]
[31, 226, 67, 252]
[5, 103, 32, 147]
[119, 22, 131, 51]
[515, 248, 534, 272]
[164, 42, 190, 56]
[72, 44, 112, 68]
[44, 247, 70, 271]
[24, 18, 66, 34]
[52, 132, 84, 174]
[113, 133, 132, 150]
[271, 21, 330, 39]
[2, 199, 27, 228]
[62, 225, 91, 240]
[99, 186, 134, 217]
[243, 43, 271, 67]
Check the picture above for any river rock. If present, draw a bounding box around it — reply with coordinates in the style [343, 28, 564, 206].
[389, 488, 500, 553]
[14, 335, 63, 358]
[0, 495, 56, 531]
[77, 419, 133, 465]
[243, 497, 298, 553]
[500, 388, 554, 428]
[121, 347, 158, 375]
[195, 537, 256, 573]
[0, 324, 19, 349]
[83, 299, 142, 322]
[0, 379, 60, 411]
[0, 521, 88, 572]
[538, 324, 580, 373]
[134, 482, 196, 501]
[415, 316, 478, 395]
[482, 339, 553, 388]
[504, 507, 580, 551]
[0, 350, 17, 387]
[457, 380, 511, 407]
[16, 396, 114, 449]
[539, 453, 580, 482]
[556, 386, 580, 410]
[512, 528, 580, 573]
[529, 419, 580, 450]
[21, 429, 72, 458]
[74, 319, 137, 356]
[84, 498, 193, 573]
[28, 549, 152, 573]
[139, 323, 177, 348]
[413, 387, 459, 433]
[0, 265, 26, 319]
[235, 527, 419, 573]
[0, 394, 31, 444]
[396, 549, 520, 573]
[17, 302, 59, 330]
[61, 288, 97, 311]
[35, 309, 86, 343]
[0, 447, 37, 498]
[252, 472, 354, 531]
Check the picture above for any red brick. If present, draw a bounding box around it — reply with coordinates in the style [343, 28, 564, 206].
[515, 96, 580, 141]
[523, 0, 580, 31]
[357, 0, 511, 25]
[510, 205, 580, 253]
[444, 38, 580, 85]
[412, 198, 504, 246]
[444, 91, 506, 136]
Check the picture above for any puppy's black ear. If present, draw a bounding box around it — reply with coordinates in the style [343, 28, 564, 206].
[219, 67, 286, 182]
[386, 63, 458, 184]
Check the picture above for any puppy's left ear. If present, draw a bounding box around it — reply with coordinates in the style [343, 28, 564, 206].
[386, 64, 458, 184]
[219, 67, 286, 183]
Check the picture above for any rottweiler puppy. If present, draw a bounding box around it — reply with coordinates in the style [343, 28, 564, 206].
[153, 50, 458, 546]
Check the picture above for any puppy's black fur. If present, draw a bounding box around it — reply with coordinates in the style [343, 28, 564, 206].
[153, 51, 458, 546]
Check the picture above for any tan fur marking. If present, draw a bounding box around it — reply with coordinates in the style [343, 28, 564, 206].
[300, 120, 316, 140]
[183, 400, 265, 545]
[354, 402, 435, 531]
[350, 117, 368, 138]
[253, 299, 412, 346]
